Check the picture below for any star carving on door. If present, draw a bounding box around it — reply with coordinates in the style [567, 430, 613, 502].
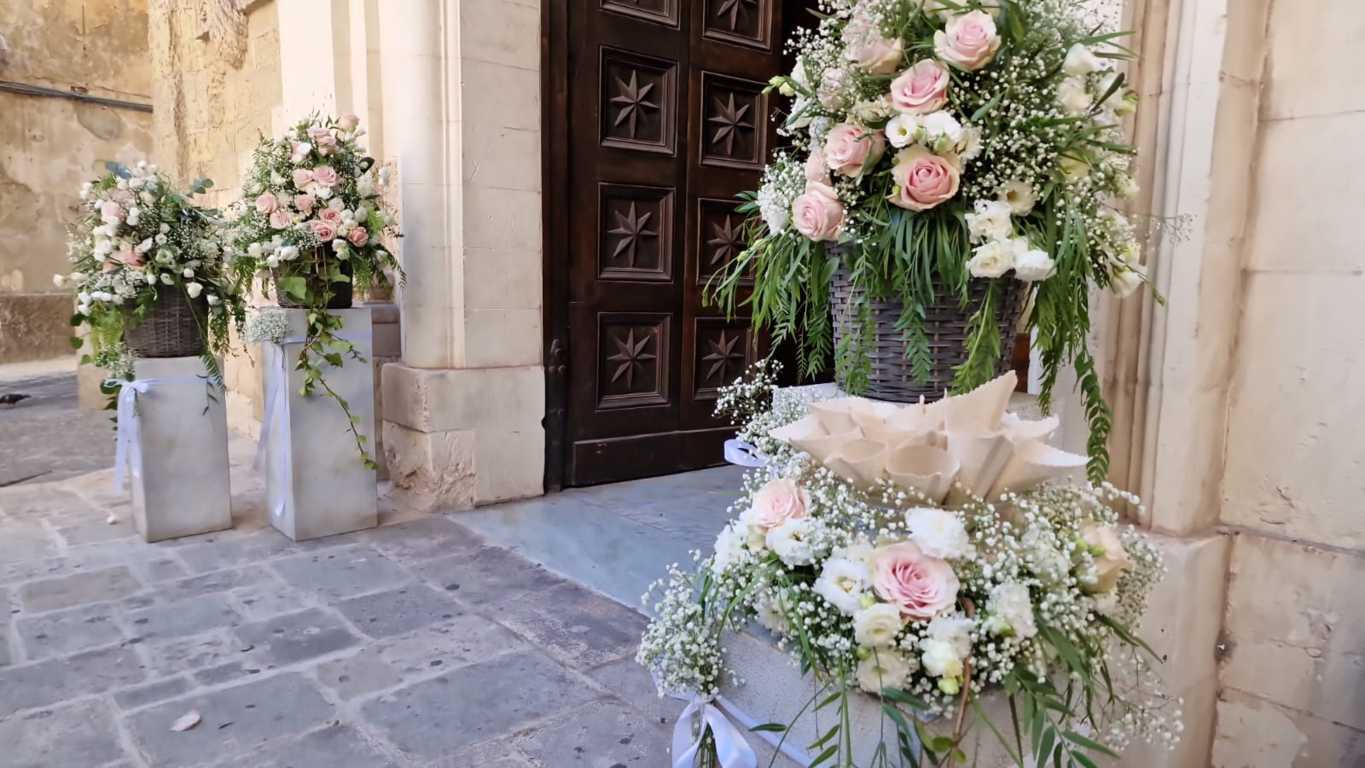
[702, 329, 746, 383]
[706, 214, 744, 269]
[607, 328, 657, 389]
[707, 93, 753, 156]
[607, 202, 657, 267]
[714, 0, 757, 31]
[609, 70, 659, 140]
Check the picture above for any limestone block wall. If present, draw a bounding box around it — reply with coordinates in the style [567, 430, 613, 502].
[0, 0, 153, 363]
[1213, 0, 1365, 763]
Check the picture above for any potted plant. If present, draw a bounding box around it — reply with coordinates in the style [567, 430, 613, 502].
[58, 161, 244, 390]
[711, 0, 1149, 480]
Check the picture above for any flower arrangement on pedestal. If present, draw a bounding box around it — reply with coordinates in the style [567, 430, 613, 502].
[224, 113, 402, 466]
[639, 368, 1180, 767]
[710, 0, 1148, 479]
[58, 161, 244, 391]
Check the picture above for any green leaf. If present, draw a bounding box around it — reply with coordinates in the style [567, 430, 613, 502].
[1063, 730, 1119, 758]
[880, 688, 929, 710]
[749, 723, 787, 733]
[189, 177, 215, 195]
[279, 276, 308, 301]
[69, 336, 85, 350]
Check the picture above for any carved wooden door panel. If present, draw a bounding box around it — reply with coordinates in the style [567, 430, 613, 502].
[564, 0, 783, 485]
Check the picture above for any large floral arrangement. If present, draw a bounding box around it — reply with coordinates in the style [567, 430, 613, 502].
[223, 114, 402, 466]
[711, 0, 1148, 480]
[58, 161, 244, 387]
[639, 368, 1179, 767]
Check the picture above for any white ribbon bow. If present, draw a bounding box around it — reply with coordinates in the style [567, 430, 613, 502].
[113, 376, 207, 492]
[723, 438, 768, 468]
[671, 694, 759, 768]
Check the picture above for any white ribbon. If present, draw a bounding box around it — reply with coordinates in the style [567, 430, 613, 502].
[671, 694, 759, 768]
[113, 376, 207, 492]
[255, 335, 308, 523]
[724, 438, 768, 468]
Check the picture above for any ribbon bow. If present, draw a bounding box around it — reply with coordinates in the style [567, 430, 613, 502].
[671, 694, 758, 768]
[723, 438, 768, 468]
[113, 376, 207, 492]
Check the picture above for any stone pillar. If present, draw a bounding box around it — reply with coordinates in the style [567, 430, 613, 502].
[377, 0, 546, 510]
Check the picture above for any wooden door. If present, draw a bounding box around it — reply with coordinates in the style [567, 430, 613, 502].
[557, 0, 784, 486]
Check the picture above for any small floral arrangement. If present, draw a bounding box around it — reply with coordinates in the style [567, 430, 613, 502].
[224, 114, 402, 467]
[57, 161, 244, 389]
[711, 0, 1149, 480]
[639, 369, 1179, 767]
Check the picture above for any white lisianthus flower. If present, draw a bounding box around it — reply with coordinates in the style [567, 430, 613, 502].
[856, 649, 916, 694]
[985, 582, 1038, 639]
[712, 522, 745, 574]
[159, 223, 170, 234]
[814, 557, 872, 615]
[1110, 254, 1146, 298]
[247, 242, 263, 258]
[755, 596, 790, 635]
[144, 272, 158, 285]
[1063, 43, 1104, 76]
[920, 110, 964, 147]
[766, 518, 816, 566]
[185, 282, 203, 299]
[997, 180, 1036, 215]
[159, 273, 175, 286]
[266, 255, 281, 269]
[1013, 247, 1056, 282]
[77, 291, 91, 304]
[964, 199, 1012, 243]
[927, 613, 974, 658]
[182, 268, 195, 278]
[852, 603, 904, 648]
[920, 638, 964, 681]
[966, 239, 1015, 278]
[278, 245, 299, 261]
[956, 124, 983, 162]
[884, 113, 919, 149]
[905, 507, 973, 560]
[1057, 76, 1092, 116]
[125, 207, 140, 226]
[206, 294, 220, 306]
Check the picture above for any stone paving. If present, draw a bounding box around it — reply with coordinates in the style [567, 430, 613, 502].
[0, 370, 686, 767]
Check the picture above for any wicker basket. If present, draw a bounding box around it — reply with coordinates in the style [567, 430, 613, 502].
[275, 249, 353, 309]
[124, 287, 208, 358]
[830, 266, 1026, 403]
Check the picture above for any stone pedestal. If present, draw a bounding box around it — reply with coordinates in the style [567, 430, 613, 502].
[127, 356, 231, 542]
[264, 308, 378, 540]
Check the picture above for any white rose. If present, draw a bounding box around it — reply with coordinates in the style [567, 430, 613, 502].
[920, 110, 964, 147]
[997, 180, 1035, 215]
[1057, 76, 1092, 116]
[185, 282, 203, 299]
[814, 557, 872, 615]
[967, 239, 1014, 278]
[712, 523, 746, 574]
[920, 638, 964, 680]
[206, 294, 220, 306]
[766, 518, 817, 566]
[278, 245, 299, 261]
[144, 272, 158, 285]
[159, 273, 174, 285]
[1063, 43, 1104, 76]
[905, 507, 973, 560]
[984, 582, 1037, 639]
[1013, 247, 1056, 282]
[964, 199, 1012, 244]
[884, 113, 920, 149]
[856, 649, 916, 694]
[182, 268, 195, 278]
[125, 207, 141, 226]
[852, 603, 904, 648]
[247, 242, 263, 258]
[927, 613, 974, 658]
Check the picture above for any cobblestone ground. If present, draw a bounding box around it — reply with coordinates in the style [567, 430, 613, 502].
[0, 372, 678, 767]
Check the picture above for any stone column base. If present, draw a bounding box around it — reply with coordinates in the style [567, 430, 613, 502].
[381, 362, 545, 510]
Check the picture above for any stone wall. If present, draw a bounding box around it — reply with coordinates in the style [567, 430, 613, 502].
[0, 0, 153, 362]
[1213, 0, 1365, 763]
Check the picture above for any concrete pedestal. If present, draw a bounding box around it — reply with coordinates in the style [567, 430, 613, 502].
[263, 308, 378, 540]
[128, 356, 232, 542]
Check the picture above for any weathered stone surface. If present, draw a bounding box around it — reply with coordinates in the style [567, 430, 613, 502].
[362, 650, 600, 759]
[233, 607, 360, 666]
[376, 615, 529, 678]
[145, 629, 245, 676]
[0, 645, 146, 717]
[126, 593, 241, 641]
[113, 675, 194, 711]
[586, 657, 678, 727]
[0, 699, 126, 768]
[14, 602, 126, 660]
[496, 581, 645, 669]
[1212, 688, 1365, 768]
[174, 529, 297, 573]
[53, 513, 138, 546]
[510, 697, 672, 766]
[159, 566, 274, 602]
[334, 583, 463, 639]
[17, 566, 142, 612]
[271, 546, 410, 600]
[227, 581, 313, 621]
[212, 724, 400, 768]
[313, 649, 403, 700]
[363, 515, 485, 562]
[127, 673, 335, 766]
[0, 521, 61, 569]
[412, 545, 565, 606]
[130, 555, 191, 583]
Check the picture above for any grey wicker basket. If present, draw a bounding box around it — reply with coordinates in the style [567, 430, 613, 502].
[830, 266, 1026, 403]
[124, 286, 208, 358]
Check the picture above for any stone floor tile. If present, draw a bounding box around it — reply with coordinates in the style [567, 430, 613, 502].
[126, 672, 336, 767]
[313, 648, 403, 700]
[145, 628, 248, 676]
[361, 650, 601, 760]
[0, 698, 127, 768]
[113, 675, 194, 710]
[210, 723, 401, 768]
[158, 566, 274, 603]
[0, 629, 11, 667]
[0, 644, 147, 717]
[17, 565, 143, 612]
[585, 657, 678, 727]
[496, 582, 646, 669]
[0, 555, 70, 587]
[271, 546, 411, 601]
[411, 546, 566, 607]
[376, 614, 529, 679]
[129, 555, 191, 583]
[334, 583, 463, 639]
[509, 697, 672, 766]
[126, 593, 242, 641]
[193, 660, 268, 687]
[53, 513, 138, 546]
[364, 516, 486, 563]
[432, 739, 535, 768]
[227, 581, 313, 621]
[174, 529, 297, 574]
[233, 607, 360, 667]
[14, 602, 126, 660]
[0, 520, 61, 564]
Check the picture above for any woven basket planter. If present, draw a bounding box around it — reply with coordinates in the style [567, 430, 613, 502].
[124, 287, 208, 358]
[830, 265, 1026, 403]
[275, 250, 354, 309]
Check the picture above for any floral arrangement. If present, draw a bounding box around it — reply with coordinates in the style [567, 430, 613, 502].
[710, 0, 1148, 480]
[57, 161, 244, 389]
[223, 113, 402, 466]
[639, 369, 1179, 767]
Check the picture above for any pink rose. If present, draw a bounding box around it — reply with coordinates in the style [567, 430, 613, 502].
[848, 34, 904, 75]
[338, 113, 360, 132]
[804, 148, 830, 184]
[792, 182, 845, 242]
[311, 220, 338, 242]
[255, 192, 278, 214]
[99, 201, 124, 224]
[823, 123, 886, 178]
[872, 542, 960, 620]
[293, 194, 316, 215]
[346, 226, 369, 247]
[889, 60, 950, 115]
[116, 243, 143, 267]
[887, 146, 961, 211]
[307, 126, 331, 143]
[311, 166, 339, 187]
[318, 207, 343, 224]
[934, 10, 1001, 72]
[746, 478, 811, 533]
[291, 168, 315, 189]
[269, 208, 293, 229]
